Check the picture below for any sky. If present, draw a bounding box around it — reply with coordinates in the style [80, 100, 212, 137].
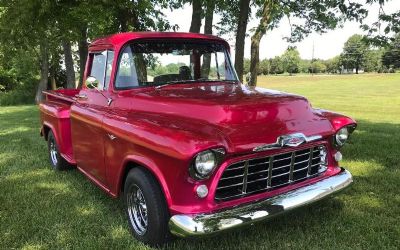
[165, 1, 400, 61]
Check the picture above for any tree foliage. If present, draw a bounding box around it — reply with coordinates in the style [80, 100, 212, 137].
[0, 0, 397, 105]
[382, 34, 400, 69]
[362, 0, 400, 46]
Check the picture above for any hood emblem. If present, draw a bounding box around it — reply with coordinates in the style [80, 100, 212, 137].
[253, 133, 322, 152]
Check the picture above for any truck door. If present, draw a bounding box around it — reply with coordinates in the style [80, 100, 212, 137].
[70, 50, 114, 186]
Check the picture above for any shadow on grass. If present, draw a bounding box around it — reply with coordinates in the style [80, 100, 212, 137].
[1, 107, 399, 249]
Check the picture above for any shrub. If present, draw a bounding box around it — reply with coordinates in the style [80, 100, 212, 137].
[0, 80, 36, 106]
[0, 69, 18, 91]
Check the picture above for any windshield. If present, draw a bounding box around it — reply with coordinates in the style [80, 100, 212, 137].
[115, 40, 238, 89]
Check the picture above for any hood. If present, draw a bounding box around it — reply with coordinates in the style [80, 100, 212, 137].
[115, 83, 334, 153]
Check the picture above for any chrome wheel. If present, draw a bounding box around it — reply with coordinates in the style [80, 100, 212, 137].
[127, 184, 148, 236]
[49, 138, 58, 166]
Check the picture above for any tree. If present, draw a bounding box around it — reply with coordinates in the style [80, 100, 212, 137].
[234, 0, 251, 81]
[325, 56, 341, 74]
[299, 59, 311, 73]
[382, 34, 400, 69]
[0, 0, 174, 102]
[243, 58, 251, 74]
[249, 0, 276, 85]
[214, 0, 256, 82]
[259, 59, 270, 75]
[269, 56, 284, 74]
[281, 47, 300, 75]
[189, 0, 203, 32]
[364, 49, 384, 72]
[248, 0, 368, 86]
[201, 0, 216, 76]
[340, 34, 368, 74]
[309, 59, 327, 74]
[0, 0, 61, 102]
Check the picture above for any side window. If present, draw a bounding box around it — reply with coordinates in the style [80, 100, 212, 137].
[90, 51, 107, 89]
[116, 46, 139, 89]
[104, 51, 114, 90]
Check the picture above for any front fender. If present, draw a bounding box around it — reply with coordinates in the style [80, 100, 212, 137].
[116, 155, 173, 208]
[313, 108, 357, 131]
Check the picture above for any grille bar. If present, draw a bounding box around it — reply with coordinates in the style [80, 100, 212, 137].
[289, 152, 295, 182]
[267, 156, 273, 187]
[242, 161, 249, 194]
[215, 145, 327, 201]
[307, 148, 313, 176]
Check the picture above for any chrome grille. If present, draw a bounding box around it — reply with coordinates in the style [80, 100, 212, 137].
[215, 146, 327, 201]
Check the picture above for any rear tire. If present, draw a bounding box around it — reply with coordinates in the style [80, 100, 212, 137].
[124, 168, 171, 247]
[47, 130, 71, 171]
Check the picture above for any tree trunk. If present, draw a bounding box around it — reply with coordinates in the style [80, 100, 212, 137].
[62, 40, 76, 89]
[249, 0, 274, 86]
[203, 1, 214, 35]
[234, 0, 251, 82]
[78, 26, 88, 88]
[35, 41, 49, 103]
[201, 0, 215, 78]
[49, 64, 56, 90]
[189, 0, 202, 33]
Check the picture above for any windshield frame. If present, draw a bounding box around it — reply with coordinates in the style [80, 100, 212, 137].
[113, 38, 239, 91]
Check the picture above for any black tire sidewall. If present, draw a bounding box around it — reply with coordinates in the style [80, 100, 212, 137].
[124, 168, 170, 246]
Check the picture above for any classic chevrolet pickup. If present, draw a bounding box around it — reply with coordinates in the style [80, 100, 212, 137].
[39, 32, 356, 246]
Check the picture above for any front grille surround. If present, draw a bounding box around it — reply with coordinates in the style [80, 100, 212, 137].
[215, 145, 328, 201]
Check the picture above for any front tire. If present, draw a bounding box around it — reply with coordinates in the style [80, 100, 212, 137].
[47, 130, 71, 171]
[124, 168, 170, 247]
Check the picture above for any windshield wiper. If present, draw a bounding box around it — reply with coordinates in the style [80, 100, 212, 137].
[220, 80, 239, 84]
[154, 80, 194, 89]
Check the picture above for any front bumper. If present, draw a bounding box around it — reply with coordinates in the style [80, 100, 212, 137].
[169, 167, 352, 237]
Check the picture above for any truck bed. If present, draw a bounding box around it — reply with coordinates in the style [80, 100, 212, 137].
[39, 89, 79, 164]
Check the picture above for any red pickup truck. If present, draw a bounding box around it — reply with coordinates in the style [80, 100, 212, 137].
[39, 32, 356, 246]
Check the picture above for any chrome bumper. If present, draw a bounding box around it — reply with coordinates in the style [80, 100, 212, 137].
[169, 168, 352, 237]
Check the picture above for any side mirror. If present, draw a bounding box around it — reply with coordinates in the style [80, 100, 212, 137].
[86, 76, 99, 89]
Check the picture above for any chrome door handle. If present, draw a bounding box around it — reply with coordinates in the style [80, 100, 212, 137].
[75, 94, 87, 100]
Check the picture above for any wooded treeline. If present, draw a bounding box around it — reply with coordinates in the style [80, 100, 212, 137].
[0, 0, 398, 105]
[243, 34, 400, 77]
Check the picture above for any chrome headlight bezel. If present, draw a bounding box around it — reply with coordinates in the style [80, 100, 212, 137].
[189, 149, 225, 180]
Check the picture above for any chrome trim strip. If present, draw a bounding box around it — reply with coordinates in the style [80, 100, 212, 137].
[169, 168, 352, 237]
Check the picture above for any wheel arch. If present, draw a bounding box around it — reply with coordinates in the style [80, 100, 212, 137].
[118, 157, 172, 208]
[42, 123, 60, 145]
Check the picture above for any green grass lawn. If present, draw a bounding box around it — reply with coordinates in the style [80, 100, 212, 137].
[1, 73, 399, 249]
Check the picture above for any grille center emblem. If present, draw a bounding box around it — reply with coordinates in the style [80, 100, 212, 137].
[253, 133, 322, 152]
[278, 134, 306, 147]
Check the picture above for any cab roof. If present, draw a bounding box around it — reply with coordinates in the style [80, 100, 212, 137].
[89, 32, 229, 51]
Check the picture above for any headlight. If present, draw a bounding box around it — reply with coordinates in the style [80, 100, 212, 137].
[335, 127, 349, 147]
[189, 149, 225, 180]
[194, 150, 216, 178]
